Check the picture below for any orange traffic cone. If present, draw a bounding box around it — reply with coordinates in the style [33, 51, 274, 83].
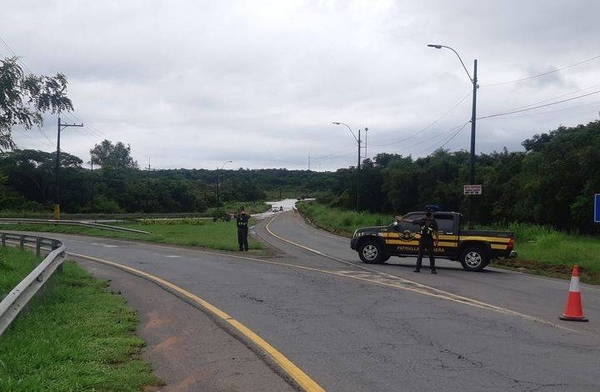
[559, 265, 588, 322]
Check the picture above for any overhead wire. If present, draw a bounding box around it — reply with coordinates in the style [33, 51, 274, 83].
[477, 89, 600, 120]
[1, 35, 106, 152]
[482, 99, 600, 120]
[370, 92, 470, 147]
[390, 120, 470, 156]
[481, 54, 600, 87]
[0, 35, 32, 74]
[12, 128, 55, 149]
[412, 121, 470, 156]
[63, 111, 104, 139]
[503, 83, 600, 111]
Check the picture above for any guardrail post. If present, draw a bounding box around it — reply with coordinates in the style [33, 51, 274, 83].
[36, 238, 42, 257]
[19, 235, 25, 250]
[1, 233, 5, 247]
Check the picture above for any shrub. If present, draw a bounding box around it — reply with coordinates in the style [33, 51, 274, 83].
[213, 209, 231, 222]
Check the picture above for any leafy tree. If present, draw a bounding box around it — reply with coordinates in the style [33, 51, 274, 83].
[90, 140, 138, 169]
[0, 57, 73, 150]
[0, 149, 80, 206]
[357, 158, 386, 212]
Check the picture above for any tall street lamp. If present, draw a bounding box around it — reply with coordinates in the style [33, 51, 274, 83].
[216, 160, 232, 206]
[428, 44, 478, 228]
[332, 122, 364, 211]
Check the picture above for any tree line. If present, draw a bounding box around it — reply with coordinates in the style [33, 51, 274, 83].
[326, 120, 600, 234]
[0, 145, 335, 214]
[2, 120, 599, 235]
[2, 55, 599, 233]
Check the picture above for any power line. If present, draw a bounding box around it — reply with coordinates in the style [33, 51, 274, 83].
[507, 83, 600, 111]
[481, 54, 600, 87]
[413, 121, 470, 156]
[482, 99, 600, 120]
[312, 149, 356, 162]
[13, 128, 55, 149]
[63, 112, 104, 139]
[391, 120, 470, 155]
[1, 36, 105, 150]
[437, 122, 470, 149]
[0, 35, 33, 74]
[370, 92, 470, 147]
[478, 89, 600, 120]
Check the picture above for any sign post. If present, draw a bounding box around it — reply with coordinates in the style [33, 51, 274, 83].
[594, 194, 600, 223]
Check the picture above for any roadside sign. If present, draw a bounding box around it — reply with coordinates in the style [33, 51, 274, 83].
[464, 185, 482, 195]
[595, 194, 600, 222]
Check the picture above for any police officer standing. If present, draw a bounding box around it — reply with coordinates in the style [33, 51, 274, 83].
[235, 206, 250, 251]
[413, 207, 439, 274]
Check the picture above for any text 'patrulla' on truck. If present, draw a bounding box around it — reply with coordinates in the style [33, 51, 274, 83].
[350, 211, 517, 271]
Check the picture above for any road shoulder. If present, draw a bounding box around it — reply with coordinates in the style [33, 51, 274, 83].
[75, 258, 299, 392]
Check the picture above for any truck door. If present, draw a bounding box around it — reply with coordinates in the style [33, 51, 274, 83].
[434, 213, 459, 257]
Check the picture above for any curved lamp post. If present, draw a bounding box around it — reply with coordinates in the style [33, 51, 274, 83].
[428, 44, 478, 228]
[216, 160, 232, 205]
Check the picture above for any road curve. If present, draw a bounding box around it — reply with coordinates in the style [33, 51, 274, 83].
[22, 208, 600, 392]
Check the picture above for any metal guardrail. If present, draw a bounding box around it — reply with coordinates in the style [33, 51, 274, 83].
[0, 233, 66, 336]
[0, 218, 150, 234]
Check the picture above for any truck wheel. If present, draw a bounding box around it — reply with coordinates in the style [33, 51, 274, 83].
[460, 246, 489, 271]
[358, 240, 385, 264]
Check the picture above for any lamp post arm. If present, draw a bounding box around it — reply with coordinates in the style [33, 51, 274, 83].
[428, 44, 473, 84]
[332, 121, 358, 143]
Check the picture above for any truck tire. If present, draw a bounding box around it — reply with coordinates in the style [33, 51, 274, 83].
[460, 246, 489, 271]
[358, 240, 385, 264]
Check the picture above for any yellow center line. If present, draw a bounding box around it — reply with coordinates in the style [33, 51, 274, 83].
[69, 252, 327, 392]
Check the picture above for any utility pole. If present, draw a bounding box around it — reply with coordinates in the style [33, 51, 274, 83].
[90, 159, 94, 215]
[428, 44, 478, 228]
[216, 160, 232, 206]
[55, 116, 83, 220]
[364, 127, 369, 160]
[332, 122, 367, 211]
[469, 59, 478, 229]
[357, 128, 361, 211]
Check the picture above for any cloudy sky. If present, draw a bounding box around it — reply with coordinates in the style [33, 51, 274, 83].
[2, 0, 599, 171]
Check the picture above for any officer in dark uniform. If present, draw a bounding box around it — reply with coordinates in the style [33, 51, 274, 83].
[235, 206, 250, 251]
[412, 207, 439, 274]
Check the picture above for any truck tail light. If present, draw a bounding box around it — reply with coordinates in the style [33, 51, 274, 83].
[507, 237, 514, 250]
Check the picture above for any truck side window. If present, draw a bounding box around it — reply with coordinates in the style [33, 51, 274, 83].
[395, 213, 424, 232]
[397, 221, 415, 232]
[434, 214, 454, 234]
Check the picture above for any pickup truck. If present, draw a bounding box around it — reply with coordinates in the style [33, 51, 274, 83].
[350, 211, 517, 271]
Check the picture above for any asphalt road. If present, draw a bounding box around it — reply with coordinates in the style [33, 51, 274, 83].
[50, 208, 600, 392]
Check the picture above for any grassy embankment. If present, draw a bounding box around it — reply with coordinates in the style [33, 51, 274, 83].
[0, 218, 264, 252]
[0, 204, 274, 390]
[0, 201, 272, 251]
[0, 247, 162, 391]
[296, 201, 600, 285]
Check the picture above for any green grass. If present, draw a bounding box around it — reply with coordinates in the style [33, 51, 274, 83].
[0, 251, 162, 391]
[296, 201, 390, 235]
[0, 203, 271, 221]
[297, 201, 600, 284]
[0, 218, 264, 253]
[0, 206, 273, 390]
[0, 247, 41, 297]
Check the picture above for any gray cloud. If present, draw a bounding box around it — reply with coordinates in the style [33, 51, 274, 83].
[3, 0, 600, 171]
